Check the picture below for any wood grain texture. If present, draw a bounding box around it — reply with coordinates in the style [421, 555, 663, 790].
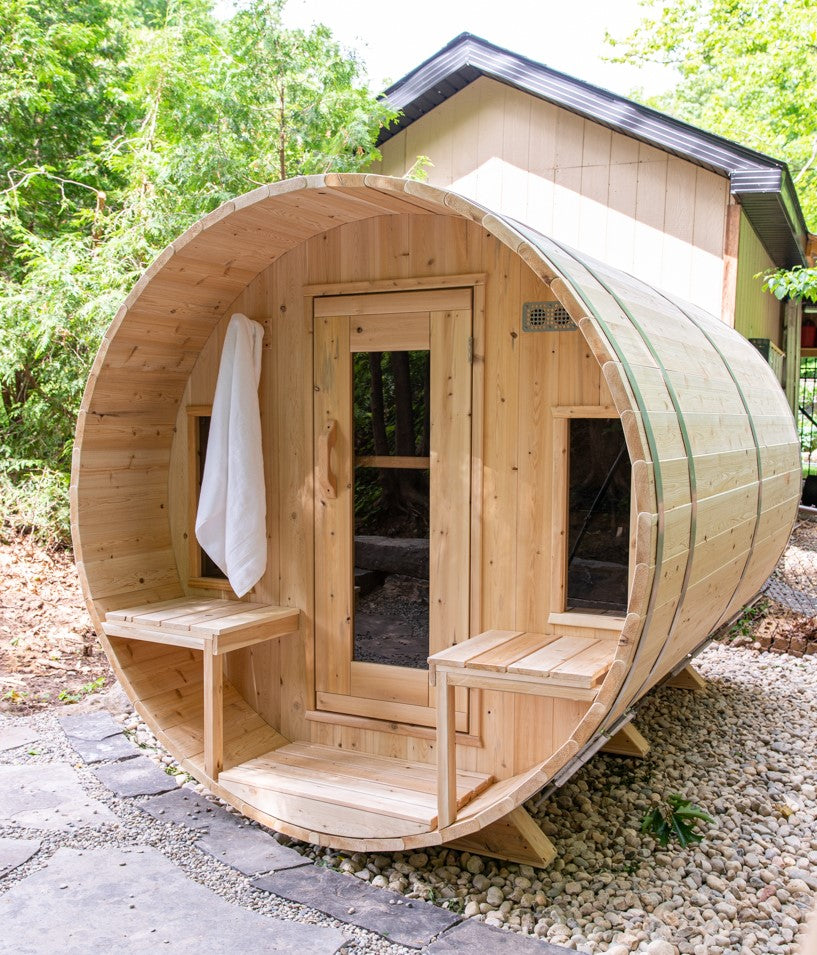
[74, 176, 798, 855]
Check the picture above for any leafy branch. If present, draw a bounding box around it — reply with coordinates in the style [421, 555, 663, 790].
[641, 793, 714, 849]
[758, 266, 817, 304]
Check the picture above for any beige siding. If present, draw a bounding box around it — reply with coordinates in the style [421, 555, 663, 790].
[734, 210, 783, 346]
[375, 77, 729, 316]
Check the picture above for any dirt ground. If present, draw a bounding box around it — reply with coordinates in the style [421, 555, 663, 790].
[0, 531, 112, 714]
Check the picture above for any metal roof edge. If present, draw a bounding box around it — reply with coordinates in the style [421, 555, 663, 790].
[378, 33, 808, 267]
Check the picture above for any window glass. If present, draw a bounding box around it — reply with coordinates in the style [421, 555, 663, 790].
[197, 416, 226, 580]
[352, 351, 429, 669]
[567, 418, 631, 613]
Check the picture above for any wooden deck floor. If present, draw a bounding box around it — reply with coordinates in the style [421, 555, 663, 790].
[218, 742, 494, 840]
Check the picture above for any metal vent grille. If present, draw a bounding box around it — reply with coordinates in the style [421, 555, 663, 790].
[522, 301, 576, 332]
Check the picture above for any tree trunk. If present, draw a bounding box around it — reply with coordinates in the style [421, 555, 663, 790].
[389, 352, 414, 455]
[278, 83, 287, 181]
[389, 352, 425, 528]
[421, 352, 430, 456]
[368, 352, 397, 505]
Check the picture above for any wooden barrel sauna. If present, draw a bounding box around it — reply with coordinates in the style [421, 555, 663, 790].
[71, 174, 799, 863]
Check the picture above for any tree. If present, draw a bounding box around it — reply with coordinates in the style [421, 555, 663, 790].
[0, 0, 394, 542]
[607, 0, 817, 226]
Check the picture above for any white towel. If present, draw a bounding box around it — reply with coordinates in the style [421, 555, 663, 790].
[195, 313, 266, 597]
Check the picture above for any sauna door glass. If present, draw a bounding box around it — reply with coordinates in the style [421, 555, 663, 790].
[353, 351, 430, 669]
[313, 288, 473, 727]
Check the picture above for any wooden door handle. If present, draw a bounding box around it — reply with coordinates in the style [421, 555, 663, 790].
[318, 418, 338, 499]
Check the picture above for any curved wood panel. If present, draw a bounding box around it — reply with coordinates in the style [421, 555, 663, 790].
[72, 175, 799, 852]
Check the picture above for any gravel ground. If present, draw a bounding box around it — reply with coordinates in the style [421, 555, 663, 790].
[291, 644, 817, 955]
[3, 643, 816, 955]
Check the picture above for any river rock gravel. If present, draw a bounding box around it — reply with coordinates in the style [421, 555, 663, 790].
[290, 644, 817, 954]
[5, 642, 815, 954]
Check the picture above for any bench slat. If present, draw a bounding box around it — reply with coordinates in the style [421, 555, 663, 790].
[157, 603, 256, 633]
[467, 631, 559, 672]
[192, 605, 299, 637]
[128, 600, 225, 626]
[106, 597, 203, 623]
[507, 635, 597, 678]
[549, 640, 617, 687]
[427, 630, 523, 669]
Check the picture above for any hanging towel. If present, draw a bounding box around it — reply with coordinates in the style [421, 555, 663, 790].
[195, 313, 266, 597]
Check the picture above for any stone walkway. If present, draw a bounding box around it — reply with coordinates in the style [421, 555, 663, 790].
[0, 710, 571, 954]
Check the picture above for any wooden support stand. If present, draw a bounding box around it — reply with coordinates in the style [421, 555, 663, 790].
[667, 664, 706, 691]
[601, 723, 650, 758]
[447, 806, 557, 868]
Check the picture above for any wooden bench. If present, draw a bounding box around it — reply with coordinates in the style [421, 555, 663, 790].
[103, 597, 300, 780]
[428, 629, 616, 828]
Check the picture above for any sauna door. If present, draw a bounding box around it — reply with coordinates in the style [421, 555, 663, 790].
[313, 288, 473, 728]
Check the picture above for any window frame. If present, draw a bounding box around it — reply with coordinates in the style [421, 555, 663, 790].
[549, 406, 633, 628]
[185, 404, 235, 595]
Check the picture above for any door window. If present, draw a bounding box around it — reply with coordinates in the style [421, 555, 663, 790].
[353, 350, 430, 669]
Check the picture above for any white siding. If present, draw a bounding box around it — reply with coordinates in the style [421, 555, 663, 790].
[375, 77, 730, 316]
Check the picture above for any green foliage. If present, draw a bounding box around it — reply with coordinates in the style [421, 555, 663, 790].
[0, 0, 395, 545]
[404, 155, 434, 182]
[758, 266, 817, 304]
[0, 466, 70, 544]
[724, 598, 769, 642]
[58, 675, 105, 704]
[607, 0, 817, 226]
[641, 793, 714, 848]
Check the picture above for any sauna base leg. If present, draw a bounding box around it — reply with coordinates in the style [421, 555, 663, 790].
[601, 723, 650, 758]
[667, 664, 706, 691]
[446, 806, 556, 868]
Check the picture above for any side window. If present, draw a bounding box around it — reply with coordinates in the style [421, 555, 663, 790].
[187, 407, 227, 584]
[566, 418, 631, 614]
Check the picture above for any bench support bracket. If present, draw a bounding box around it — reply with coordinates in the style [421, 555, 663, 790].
[667, 664, 706, 691]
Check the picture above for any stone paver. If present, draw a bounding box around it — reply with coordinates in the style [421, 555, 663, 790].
[0, 846, 347, 955]
[0, 837, 40, 877]
[0, 725, 39, 752]
[0, 764, 117, 830]
[0, 707, 578, 954]
[138, 789, 233, 829]
[254, 864, 461, 949]
[58, 712, 123, 741]
[428, 919, 573, 953]
[67, 732, 140, 765]
[93, 756, 178, 797]
[196, 818, 310, 876]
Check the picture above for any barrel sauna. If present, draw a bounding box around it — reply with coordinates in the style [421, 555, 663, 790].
[71, 175, 799, 864]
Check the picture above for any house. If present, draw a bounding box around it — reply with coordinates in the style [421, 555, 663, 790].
[372, 33, 809, 410]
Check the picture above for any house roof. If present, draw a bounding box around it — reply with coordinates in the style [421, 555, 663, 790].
[379, 33, 807, 268]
